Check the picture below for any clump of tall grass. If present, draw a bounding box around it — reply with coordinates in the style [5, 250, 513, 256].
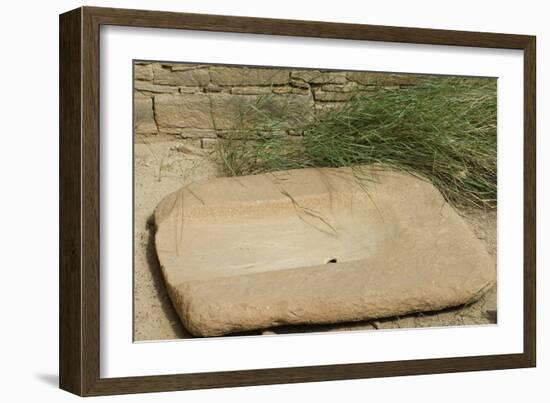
[216, 76, 497, 209]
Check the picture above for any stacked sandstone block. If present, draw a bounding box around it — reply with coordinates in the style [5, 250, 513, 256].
[134, 62, 418, 148]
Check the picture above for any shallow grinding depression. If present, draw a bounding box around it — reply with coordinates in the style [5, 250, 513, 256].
[154, 167, 496, 336]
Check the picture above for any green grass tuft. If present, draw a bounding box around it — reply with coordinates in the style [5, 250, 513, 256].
[215, 76, 497, 209]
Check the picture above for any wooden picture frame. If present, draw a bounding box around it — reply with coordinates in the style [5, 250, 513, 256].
[59, 6, 536, 396]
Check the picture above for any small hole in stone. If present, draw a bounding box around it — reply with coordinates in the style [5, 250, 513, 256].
[326, 258, 338, 264]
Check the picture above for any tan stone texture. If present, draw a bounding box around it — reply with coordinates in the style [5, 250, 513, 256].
[154, 167, 496, 336]
[210, 66, 289, 86]
[154, 93, 214, 129]
[134, 94, 157, 134]
[290, 70, 348, 84]
[153, 64, 211, 86]
[134, 80, 179, 94]
[134, 63, 153, 81]
[154, 93, 313, 130]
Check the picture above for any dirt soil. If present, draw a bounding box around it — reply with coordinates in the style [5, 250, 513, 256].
[133, 137, 497, 341]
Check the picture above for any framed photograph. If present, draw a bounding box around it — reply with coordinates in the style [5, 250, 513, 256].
[59, 6, 536, 396]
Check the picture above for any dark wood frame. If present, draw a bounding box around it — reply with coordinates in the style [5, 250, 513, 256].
[59, 6, 536, 396]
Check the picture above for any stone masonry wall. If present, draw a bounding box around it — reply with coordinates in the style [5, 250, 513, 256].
[134, 62, 419, 148]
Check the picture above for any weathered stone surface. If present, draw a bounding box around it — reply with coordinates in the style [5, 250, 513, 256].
[230, 86, 272, 95]
[347, 72, 418, 86]
[245, 94, 314, 128]
[272, 86, 310, 95]
[290, 79, 310, 89]
[134, 94, 157, 134]
[313, 90, 356, 102]
[201, 138, 219, 149]
[321, 83, 358, 92]
[154, 167, 496, 336]
[157, 127, 183, 135]
[153, 64, 210, 86]
[178, 87, 201, 94]
[154, 93, 213, 129]
[179, 129, 218, 139]
[209, 94, 258, 129]
[169, 64, 208, 71]
[134, 63, 153, 81]
[154, 93, 257, 130]
[271, 86, 292, 94]
[210, 67, 289, 86]
[154, 93, 313, 130]
[157, 127, 219, 138]
[134, 80, 179, 93]
[291, 70, 347, 84]
[204, 83, 224, 93]
[137, 63, 430, 141]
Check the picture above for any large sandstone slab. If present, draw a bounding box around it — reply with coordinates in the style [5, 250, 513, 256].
[154, 167, 496, 336]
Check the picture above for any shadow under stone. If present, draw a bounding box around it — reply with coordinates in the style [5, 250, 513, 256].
[138, 215, 191, 339]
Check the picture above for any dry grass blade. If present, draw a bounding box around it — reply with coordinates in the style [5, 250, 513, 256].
[215, 75, 497, 210]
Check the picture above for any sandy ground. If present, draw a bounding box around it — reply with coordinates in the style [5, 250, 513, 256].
[133, 137, 497, 341]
